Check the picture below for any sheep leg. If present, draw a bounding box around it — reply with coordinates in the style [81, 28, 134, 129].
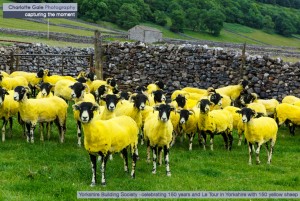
[221, 132, 228, 150]
[268, 139, 275, 164]
[255, 143, 261, 164]
[9, 117, 13, 138]
[209, 133, 215, 151]
[100, 154, 109, 186]
[248, 142, 253, 165]
[29, 123, 36, 143]
[131, 145, 138, 179]
[227, 133, 233, 151]
[158, 147, 163, 166]
[265, 141, 270, 163]
[198, 131, 206, 150]
[237, 131, 243, 146]
[2, 119, 8, 142]
[146, 141, 151, 163]
[25, 123, 31, 142]
[139, 129, 144, 145]
[121, 148, 129, 173]
[164, 145, 171, 177]
[47, 122, 51, 140]
[89, 154, 97, 187]
[170, 130, 178, 147]
[152, 146, 157, 174]
[188, 133, 195, 151]
[40, 123, 44, 141]
[77, 120, 82, 146]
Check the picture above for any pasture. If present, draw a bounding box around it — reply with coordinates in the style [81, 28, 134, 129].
[0, 104, 299, 201]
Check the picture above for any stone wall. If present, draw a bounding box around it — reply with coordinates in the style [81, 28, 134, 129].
[1, 42, 300, 100]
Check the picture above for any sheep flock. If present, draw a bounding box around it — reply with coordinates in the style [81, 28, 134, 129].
[0, 69, 297, 186]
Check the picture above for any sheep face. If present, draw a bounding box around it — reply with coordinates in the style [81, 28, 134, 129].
[135, 85, 147, 94]
[73, 102, 99, 123]
[107, 78, 117, 88]
[240, 92, 256, 106]
[76, 77, 87, 83]
[178, 109, 194, 124]
[0, 87, 9, 106]
[131, 94, 148, 110]
[240, 80, 249, 89]
[94, 85, 107, 97]
[236, 108, 256, 123]
[199, 99, 212, 114]
[120, 91, 131, 100]
[174, 94, 186, 108]
[70, 82, 86, 99]
[14, 86, 29, 102]
[86, 72, 96, 81]
[38, 82, 53, 97]
[155, 81, 165, 90]
[154, 104, 174, 122]
[36, 69, 45, 78]
[210, 93, 223, 106]
[102, 94, 120, 111]
[152, 90, 166, 103]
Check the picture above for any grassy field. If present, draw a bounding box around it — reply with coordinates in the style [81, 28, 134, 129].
[0, 104, 299, 201]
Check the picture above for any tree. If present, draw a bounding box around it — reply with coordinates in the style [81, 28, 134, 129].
[169, 9, 185, 33]
[185, 8, 201, 31]
[77, 0, 108, 22]
[202, 9, 225, 36]
[262, 15, 275, 33]
[116, 3, 141, 29]
[153, 11, 168, 26]
[274, 13, 297, 36]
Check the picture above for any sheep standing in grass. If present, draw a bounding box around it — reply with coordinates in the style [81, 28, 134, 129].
[216, 80, 249, 104]
[275, 103, 300, 136]
[73, 102, 139, 186]
[237, 108, 277, 164]
[14, 86, 68, 143]
[197, 99, 233, 151]
[0, 73, 28, 90]
[0, 87, 19, 142]
[143, 104, 174, 176]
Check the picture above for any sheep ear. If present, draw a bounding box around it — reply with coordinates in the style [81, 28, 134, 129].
[153, 105, 159, 111]
[50, 84, 55, 90]
[189, 110, 195, 115]
[255, 112, 264, 118]
[176, 109, 181, 114]
[91, 104, 99, 112]
[72, 104, 80, 111]
[251, 109, 257, 116]
[101, 94, 107, 100]
[236, 110, 242, 114]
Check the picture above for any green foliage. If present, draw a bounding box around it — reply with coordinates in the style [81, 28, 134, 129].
[116, 3, 141, 29]
[202, 9, 226, 36]
[153, 11, 168, 26]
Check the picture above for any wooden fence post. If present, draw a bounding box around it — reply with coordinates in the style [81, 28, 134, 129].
[94, 30, 103, 80]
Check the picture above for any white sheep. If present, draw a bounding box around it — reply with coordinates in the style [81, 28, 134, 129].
[73, 102, 139, 186]
[14, 86, 68, 143]
[237, 107, 277, 164]
[143, 104, 174, 176]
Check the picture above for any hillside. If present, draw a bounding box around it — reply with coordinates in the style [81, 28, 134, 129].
[0, 0, 300, 62]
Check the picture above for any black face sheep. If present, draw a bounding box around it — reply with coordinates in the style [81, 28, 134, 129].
[197, 99, 233, 151]
[73, 102, 139, 186]
[143, 104, 174, 176]
[14, 86, 68, 143]
[237, 108, 278, 164]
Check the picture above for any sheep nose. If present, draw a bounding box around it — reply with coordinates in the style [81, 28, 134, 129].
[14, 97, 18, 101]
[109, 106, 115, 110]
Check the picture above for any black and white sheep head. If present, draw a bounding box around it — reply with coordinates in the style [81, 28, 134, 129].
[73, 102, 99, 123]
[76, 76, 87, 84]
[155, 81, 165, 90]
[86, 72, 97, 81]
[106, 78, 118, 88]
[178, 109, 194, 125]
[152, 90, 166, 103]
[119, 91, 131, 100]
[101, 94, 121, 111]
[239, 80, 249, 90]
[94, 85, 108, 98]
[240, 92, 257, 106]
[209, 93, 223, 107]
[129, 93, 148, 110]
[135, 85, 148, 94]
[236, 107, 257, 123]
[36, 82, 54, 97]
[153, 104, 175, 122]
[36, 69, 45, 78]
[174, 94, 186, 108]
[0, 87, 9, 106]
[199, 99, 212, 114]
[14, 86, 30, 102]
[69, 82, 88, 99]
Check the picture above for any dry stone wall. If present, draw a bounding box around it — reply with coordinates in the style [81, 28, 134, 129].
[1, 42, 300, 101]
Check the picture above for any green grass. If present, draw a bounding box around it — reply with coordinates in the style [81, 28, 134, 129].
[0, 105, 299, 201]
